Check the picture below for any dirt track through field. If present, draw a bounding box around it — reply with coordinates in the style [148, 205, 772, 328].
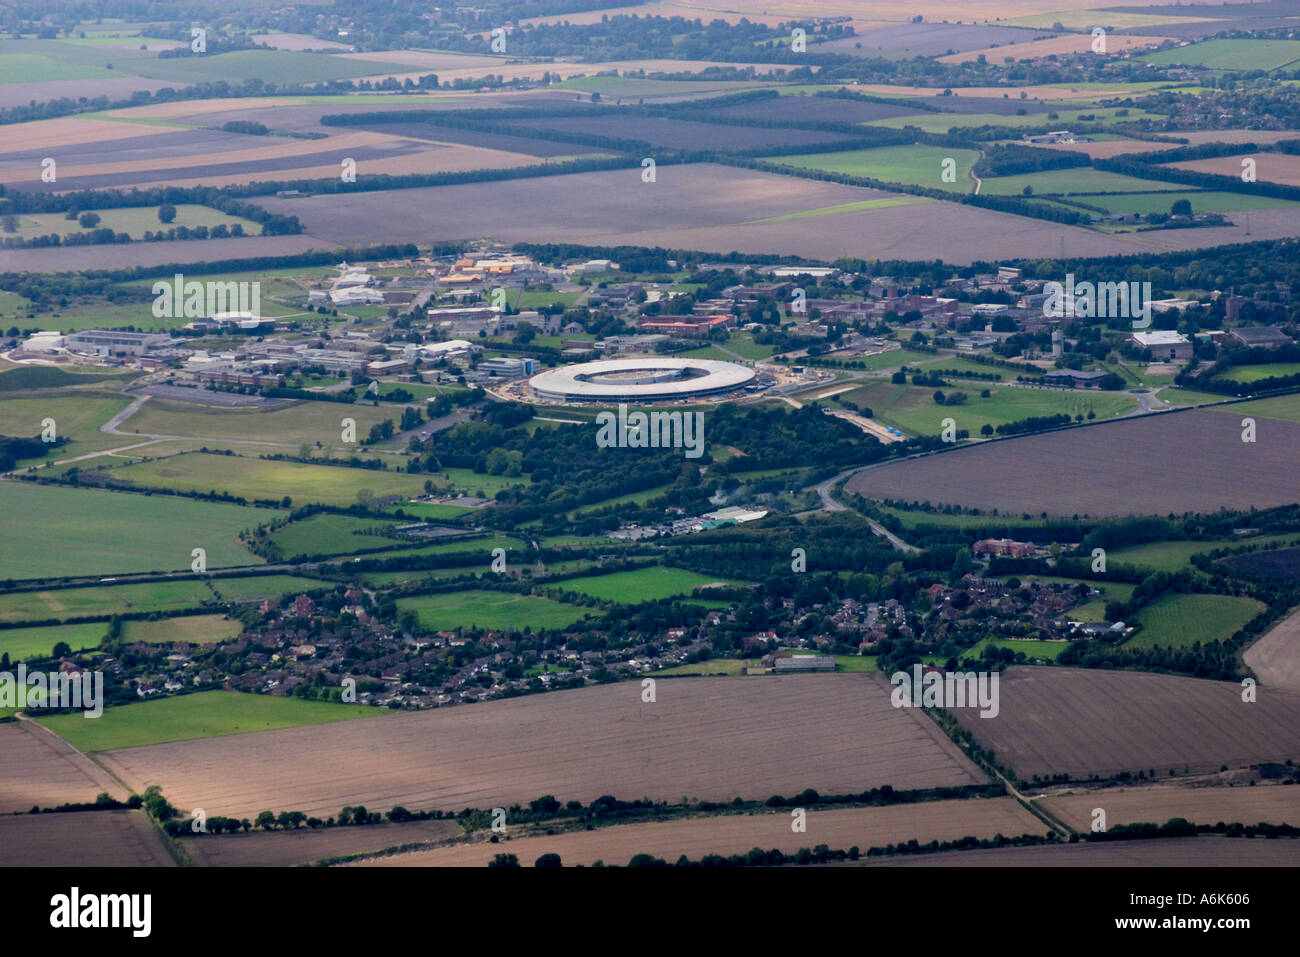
[94, 675, 986, 821]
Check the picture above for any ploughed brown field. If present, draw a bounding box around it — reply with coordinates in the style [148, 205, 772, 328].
[0, 810, 174, 867]
[0, 721, 126, 814]
[94, 675, 986, 821]
[1041, 784, 1300, 832]
[954, 667, 1300, 780]
[1167, 153, 1300, 188]
[358, 797, 1042, 867]
[848, 408, 1300, 517]
[856, 836, 1300, 866]
[255, 164, 1300, 267]
[181, 819, 462, 867]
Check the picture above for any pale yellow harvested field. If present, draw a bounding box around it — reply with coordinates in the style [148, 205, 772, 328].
[0, 116, 180, 150]
[117, 144, 544, 191]
[1245, 606, 1300, 694]
[1178, 130, 1300, 145]
[0, 131, 412, 187]
[359, 798, 1043, 867]
[106, 97, 305, 120]
[251, 32, 355, 52]
[0, 720, 127, 814]
[1168, 153, 1300, 188]
[1042, 138, 1182, 159]
[0, 810, 175, 867]
[182, 819, 462, 867]
[336, 50, 513, 70]
[513, 0, 1193, 31]
[940, 34, 1170, 63]
[96, 675, 986, 822]
[851, 81, 1152, 100]
[1042, 785, 1300, 832]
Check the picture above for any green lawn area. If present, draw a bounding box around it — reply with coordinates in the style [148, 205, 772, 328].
[117, 397, 403, 449]
[517, 290, 581, 310]
[19, 301, 208, 333]
[831, 381, 1135, 437]
[1128, 593, 1265, 649]
[38, 689, 381, 751]
[362, 566, 483, 587]
[1141, 38, 1300, 71]
[1213, 362, 1300, 384]
[569, 482, 674, 516]
[391, 501, 474, 521]
[0, 482, 269, 580]
[267, 514, 400, 558]
[653, 657, 748, 676]
[0, 580, 214, 624]
[0, 51, 115, 83]
[1156, 386, 1232, 406]
[396, 589, 591, 632]
[121, 614, 242, 646]
[1110, 535, 1300, 573]
[834, 347, 939, 371]
[834, 654, 880, 672]
[124, 49, 402, 84]
[208, 574, 331, 601]
[982, 167, 1183, 196]
[716, 333, 775, 360]
[766, 145, 979, 193]
[0, 622, 108, 662]
[549, 566, 743, 602]
[1090, 191, 1300, 215]
[106, 452, 430, 509]
[966, 637, 1070, 661]
[6, 205, 259, 241]
[354, 534, 522, 563]
[1231, 392, 1300, 423]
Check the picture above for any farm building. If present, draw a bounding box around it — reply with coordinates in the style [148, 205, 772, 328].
[772, 655, 836, 672]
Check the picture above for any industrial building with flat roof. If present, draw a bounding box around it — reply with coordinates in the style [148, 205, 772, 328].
[529, 357, 755, 403]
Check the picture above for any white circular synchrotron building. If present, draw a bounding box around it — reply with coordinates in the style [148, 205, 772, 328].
[529, 357, 757, 403]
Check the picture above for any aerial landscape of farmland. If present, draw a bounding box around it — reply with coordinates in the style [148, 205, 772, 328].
[1, 0, 1297, 936]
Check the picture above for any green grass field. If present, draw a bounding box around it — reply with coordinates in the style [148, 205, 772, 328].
[549, 566, 742, 603]
[0, 392, 133, 464]
[965, 637, 1069, 661]
[0, 482, 268, 580]
[1128, 593, 1265, 649]
[0, 622, 107, 661]
[124, 49, 403, 85]
[208, 575, 331, 601]
[362, 566, 484, 588]
[870, 106, 1163, 133]
[831, 381, 1135, 437]
[653, 657, 749, 676]
[1141, 38, 1300, 71]
[0, 580, 214, 624]
[7, 205, 259, 241]
[1089, 191, 1300, 215]
[0, 51, 115, 83]
[267, 514, 400, 558]
[121, 614, 242, 646]
[1232, 393, 1300, 423]
[1213, 362, 1300, 384]
[38, 689, 381, 751]
[878, 507, 1058, 530]
[1109, 535, 1300, 573]
[982, 167, 1183, 196]
[106, 452, 431, 508]
[120, 398, 405, 448]
[396, 589, 591, 632]
[767, 145, 980, 193]
[390, 501, 474, 521]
